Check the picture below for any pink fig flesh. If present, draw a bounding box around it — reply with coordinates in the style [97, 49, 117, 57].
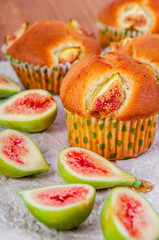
[64, 150, 113, 177]
[1, 133, 29, 165]
[32, 186, 89, 207]
[115, 193, 147, 238]
[4, 93, 54, 115]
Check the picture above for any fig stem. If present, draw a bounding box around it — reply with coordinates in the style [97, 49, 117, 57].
[132, 179, 142, 187]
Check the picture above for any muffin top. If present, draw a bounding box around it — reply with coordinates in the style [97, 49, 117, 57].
[114, 34, 159, 78]
[60, 52, 159, 121]
[97, 0, 159, 33]
[6, 20, 101, 67]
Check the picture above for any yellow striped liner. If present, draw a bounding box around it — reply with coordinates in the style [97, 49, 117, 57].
[65, 110, 158, 160]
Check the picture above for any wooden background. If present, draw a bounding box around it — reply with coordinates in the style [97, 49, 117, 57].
[0, 0, 104, 60]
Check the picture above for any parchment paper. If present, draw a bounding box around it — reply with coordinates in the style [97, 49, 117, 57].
[0, 61, 159, 240]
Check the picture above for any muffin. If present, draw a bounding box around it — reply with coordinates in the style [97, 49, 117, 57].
[60, 52, 159, 160]
[97, 0, 159, 48]
[111, 34, 159, 84]
[3, 20, 101, 94]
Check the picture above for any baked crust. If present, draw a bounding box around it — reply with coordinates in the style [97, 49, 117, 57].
[60, 52, 159, 121]
[115, 34, 159, 72]
[7, 20, 101, 67]
[97, 0, 159, 32]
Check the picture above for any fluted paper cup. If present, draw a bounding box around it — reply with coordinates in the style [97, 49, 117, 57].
[65, 110, 157, 160]
[2, 45, 73, 94]
[96, 20, 147, 48]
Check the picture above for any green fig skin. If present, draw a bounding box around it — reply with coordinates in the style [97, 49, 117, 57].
[0, 74, 20, 98]
[0, 158, 49, 178]
[58, 147, 141, 189]
[18, 184, 96, 230]
[0, 129, 49, 177]
[0, 89, 57, 132]
[0, 110, 57, 133]
[101, 187, 159, 240]
[0, 89, 19, 99]
[101, 188, 128, 240]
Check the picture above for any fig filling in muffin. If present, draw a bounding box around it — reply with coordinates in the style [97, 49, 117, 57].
[88, 74, 126, 118]
[52, 42, 84, 67]
[118, 3, 152, 33]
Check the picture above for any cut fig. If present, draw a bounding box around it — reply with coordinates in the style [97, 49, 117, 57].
[124, 13, 147, 29]
[18, 183, 95, 230]
[0, 73, 20, 98]
[0, 129, 49, 177]
[89, 73, 125, 118]
[101, 187, 159, 240]
[68, 20, 91, 37]
[119, 4, 149, 32]
[5, 22, 29, 46]
[58, 147, 141, 189]
[59, 47, 81, 64]
[0, 89, 57, 132]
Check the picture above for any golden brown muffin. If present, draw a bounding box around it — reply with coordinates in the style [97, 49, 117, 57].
[7, 20, 101, 67]
[97, 0, 159, 48]
[61, 52, 159, 120]
[60, 52, 159, 160]
[113, 34, 159, 83]
[4, 20, 101, 94]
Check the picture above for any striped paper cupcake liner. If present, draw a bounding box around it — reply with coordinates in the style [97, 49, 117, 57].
[2, 45, 73, 94]
[65, 110, 158, 160]
[96, 20, 148, 48]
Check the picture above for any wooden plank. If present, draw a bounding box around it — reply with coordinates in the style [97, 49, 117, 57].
[0, 0, 104, 60]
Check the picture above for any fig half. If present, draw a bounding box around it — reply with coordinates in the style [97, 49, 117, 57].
[101, 187, 159, 240]
[18, 183, 95, 230]
[0, 89, 57, 132]
[0, 73, 20, 98]
[58, 147, 141, 189]
[68, 20, 91, 37]
[0, 129, 49, 177]
[59, 47, 81, 64]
